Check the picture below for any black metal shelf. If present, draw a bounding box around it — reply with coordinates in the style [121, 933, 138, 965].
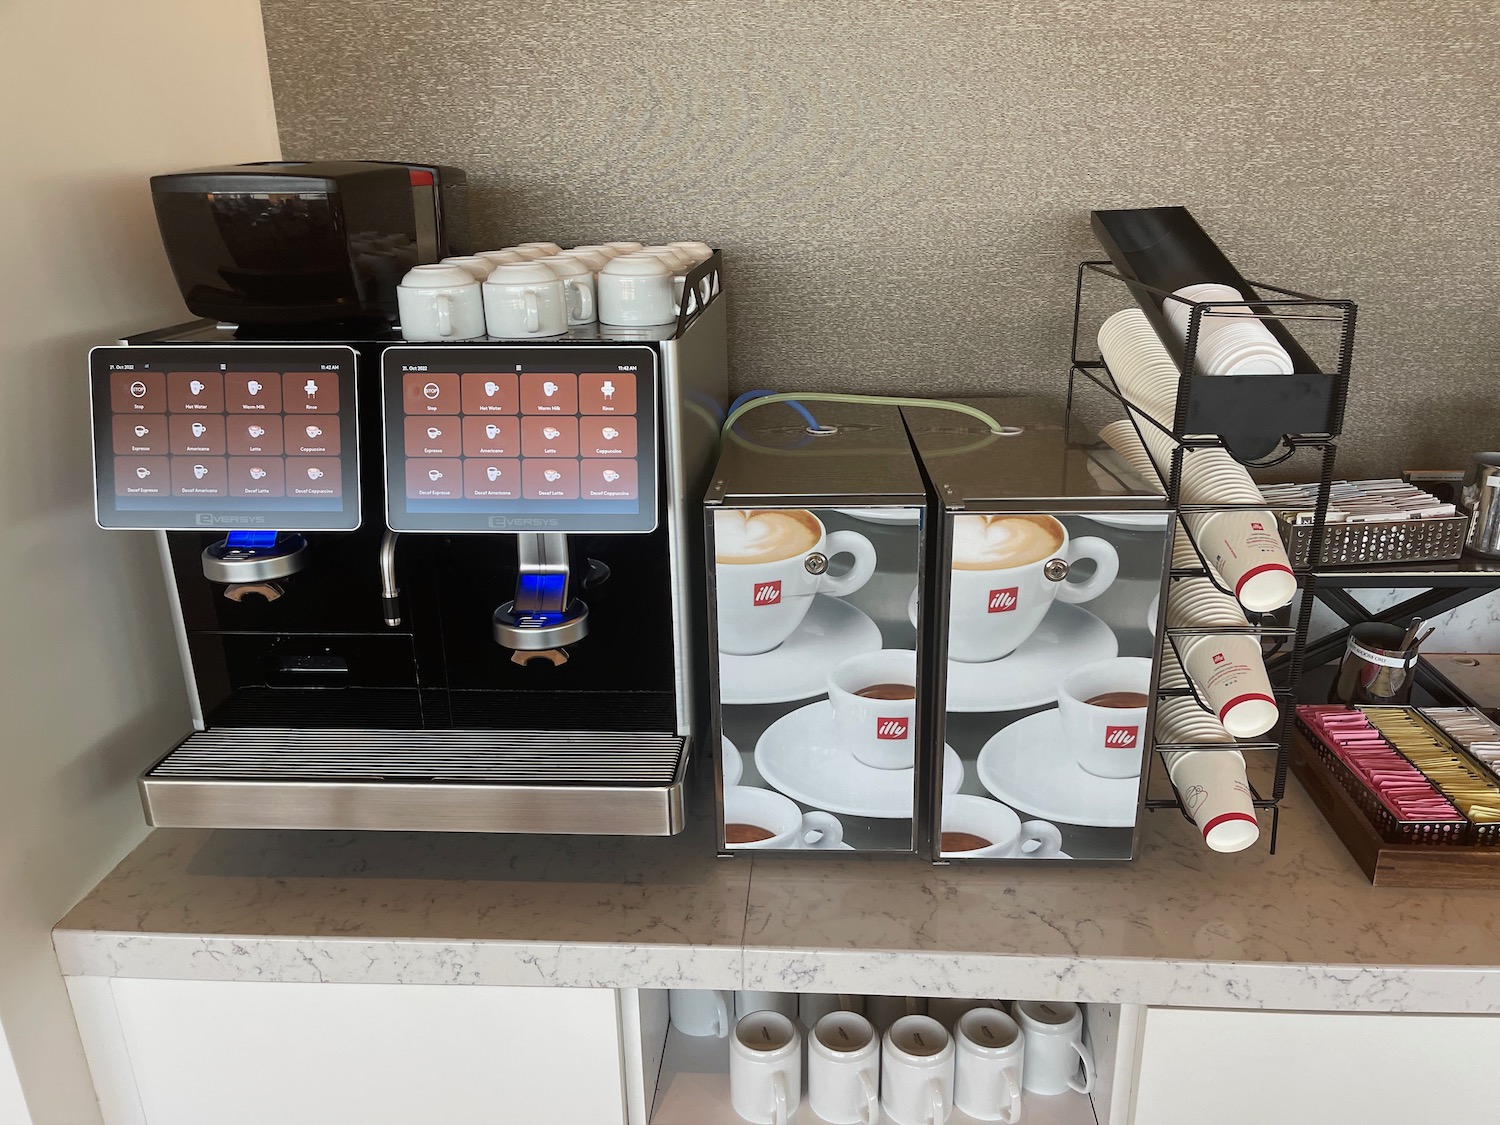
[1066, 254, 1357, 855]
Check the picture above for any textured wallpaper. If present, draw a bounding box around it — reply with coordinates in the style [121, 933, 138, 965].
[262, 0, 1500, 475]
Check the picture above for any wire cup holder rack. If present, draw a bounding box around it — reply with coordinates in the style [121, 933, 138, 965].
[1066, 259, 1358, 852]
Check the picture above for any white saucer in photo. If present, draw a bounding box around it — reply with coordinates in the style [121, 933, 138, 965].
[719, 596, 882, 705]
[721, 736, 742, 787]
[755, 700, 962, 819]
[833, 507, 922, 525]
[1077, 511, 1172, 531]
[976, 709, 1142, 829]
[943, 603, 1117, 712]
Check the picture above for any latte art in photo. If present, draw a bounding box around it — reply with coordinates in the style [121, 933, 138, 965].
[715, 509, 821, 564]
[952, 514, 1063, 570]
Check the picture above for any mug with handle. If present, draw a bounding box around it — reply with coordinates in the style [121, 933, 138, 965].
[714, 509, 877, 655]
[953, 1007, 1024, 1123]
[724, 786, 844, 850]
[810, 1011, 881, 1125]
[730, 1011, 802, 1125]
[397, 264, 485, 342]
[598, 253, 681, 326]
[668, 988, 732, 1038]
[538, 255, 597, 325]
[482, 261, 568, 338]
[882, 1014, 954, 1125]
[940, 794, 1063, 859]
[1014, 1000, 1094, 1096]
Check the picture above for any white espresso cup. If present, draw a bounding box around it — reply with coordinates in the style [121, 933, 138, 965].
[810, 1011, 881, 1125]
[668, 988, 731, 1038]
[598, 253, 681, 326]
[482, 261, 568, 338]
[736, 990, 799, 1021]
[1014, 1001, 1093, 1096]
[730, 1011, 802, 1125]
[828, 649, 918, 770]
[396, 264, 485, 342]
[940, 794, 1062, 858]
[1058, 657, 1153, 779]
[882, 1015, 955, 1125]
[714, 509, 877, 655]
[953, 1008, 1024, 1123]
[537, 255, 597, 325]
[723, 786, 844, 850]
[947, 515, 1119, 663]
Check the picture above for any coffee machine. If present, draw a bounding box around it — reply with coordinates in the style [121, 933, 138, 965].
[88, 257, 727, 835]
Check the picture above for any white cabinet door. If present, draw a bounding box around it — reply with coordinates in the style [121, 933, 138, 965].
[1132, 1007, 1500, 1124]
[91, 979, 624, 1125]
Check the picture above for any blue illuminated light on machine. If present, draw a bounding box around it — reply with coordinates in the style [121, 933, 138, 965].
[226, 530, 280, 550]
[516, 573, 567, 623]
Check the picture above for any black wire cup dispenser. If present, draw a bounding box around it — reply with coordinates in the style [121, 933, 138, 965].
[1067, 206, 1359, 852]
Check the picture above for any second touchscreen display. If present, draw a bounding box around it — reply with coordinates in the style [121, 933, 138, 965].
[382, 345, 659, 534]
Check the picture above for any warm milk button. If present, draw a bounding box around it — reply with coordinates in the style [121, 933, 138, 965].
[224, 372, 281, 412]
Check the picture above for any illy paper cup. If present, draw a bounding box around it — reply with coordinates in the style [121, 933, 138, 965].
[1163, 748, 1259, 852]
[1177, 633, 1278, 738]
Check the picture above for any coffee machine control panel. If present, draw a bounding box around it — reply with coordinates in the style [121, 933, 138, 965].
[381, 345, 659, 533]
[89, 345, 361, 531]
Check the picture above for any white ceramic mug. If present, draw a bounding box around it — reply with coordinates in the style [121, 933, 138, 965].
[514, 240, 562, 256]
[723, 786, 844, 850]
[396, 264, 485, 342]
[1058, 657, 1153, 779]
[538, 255, 597, 325]
[502, 244, 551, 260]
[882, 1015, 955, 1125]
[669, 239, 713, 264]
[828, 649, 918, 770]
[1014, 1001, 1093, 1096]
[867, 995, 928, 1030]
[605, 240, 645, 254]
[598, 253, 680, 326]
[555, 247, 610, 272]
[482, 261, 568, 338]
[947, 515, 1119, 663]
[477, 249, 527, 267]
[953, 1008, 1024, 1123]
[801, 993, 864, 1027]
[714, 509, 876, 655]
[735, 990, 799, 1021]
[730, 1011, 802, 1125]
[810, 1011, 881, 1125]
[940, 794, 1062, 858]
[440, 255, 495, 280]
[668, 988, 731, 1038]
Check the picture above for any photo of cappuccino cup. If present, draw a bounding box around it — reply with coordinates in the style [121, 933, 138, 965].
[714, 509, 877, 655]
[723, 785, 844, 850]
[828, 649, 918, 770]
[1057, 657, 1153, 778]
[947, 515, 1119, 663]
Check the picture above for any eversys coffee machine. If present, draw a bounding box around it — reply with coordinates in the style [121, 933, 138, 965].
[90, 165, 727, 835]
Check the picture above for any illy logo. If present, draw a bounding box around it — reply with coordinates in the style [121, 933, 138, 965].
[987, 587, 1019, 613]
[753, 581, 782, 606]
[1105, 725, 1138, 749]
[1250, 521, 1264, 531]
[876, 717, 908, 740]
[1212, 652, 1226, 665]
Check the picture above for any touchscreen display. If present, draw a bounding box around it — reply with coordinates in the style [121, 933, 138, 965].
[382, 345, 658, 533]
[90, 345, 360, 531]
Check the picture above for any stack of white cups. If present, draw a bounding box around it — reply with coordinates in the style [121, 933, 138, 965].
[401, 240, 713, 340]
[1092, 340, 1296, 618]
[1156, 697, 1260, 853]
[1163, 283, 1294, 376]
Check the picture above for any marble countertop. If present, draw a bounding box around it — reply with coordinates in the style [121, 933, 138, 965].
[54, 778, 1500, 1013]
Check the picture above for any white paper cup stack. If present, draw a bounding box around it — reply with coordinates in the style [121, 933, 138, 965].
[1174, 632, 1278, 738]
[1160, 747, 1260, 852]
[1155, 696, 1236, 747]
[1163, 283, 1294, 376]
[1166, 577, 1249, 631]
[1098, 309, 1181, 423]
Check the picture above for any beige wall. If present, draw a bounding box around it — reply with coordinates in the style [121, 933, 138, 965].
[0, 3, 279, 1121]
[261, 0, 1500, 476]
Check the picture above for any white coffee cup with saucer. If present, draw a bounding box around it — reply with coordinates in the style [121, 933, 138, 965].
[940, 794, 1062, 859]
[827, 649, 918, 770]
[722, 785, 844, 850]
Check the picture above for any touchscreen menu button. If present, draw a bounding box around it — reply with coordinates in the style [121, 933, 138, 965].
[110, 370, 165, 413]
[286, 416, 340, 456]
[287, 457, 342, 497]
[520, 372, 577, 414]
[169, 414, 226, 456]
[406, 417, 461, 457]
[225, 372, 281, 413]
[228, 458, 286, 497]
[522, 459, 580, 499]
[581, 459, 638, 500]
[114, 457, 170, 496]
[402, 372, 459, 415]
[228, 417, 283, 456]
[464, 459, 521, 499]
[579, 372, 635, 414]
[406, 459, 461, 499]
[171, 457, 228, 497]
[167, 371, 224, 412]
[580, 416, 636, 457]
[461, 372, 519, 414]
[521, 416, 579, 457]
[112, 415, 166, 455]
[462, 415, 519, 457]
[284, 373, 339, 413]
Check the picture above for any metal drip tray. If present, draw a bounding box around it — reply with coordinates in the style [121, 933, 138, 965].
[141, 728, 690, 835]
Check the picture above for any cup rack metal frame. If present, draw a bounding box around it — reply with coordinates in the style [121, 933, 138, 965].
[1065, 259, 1358, 852]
